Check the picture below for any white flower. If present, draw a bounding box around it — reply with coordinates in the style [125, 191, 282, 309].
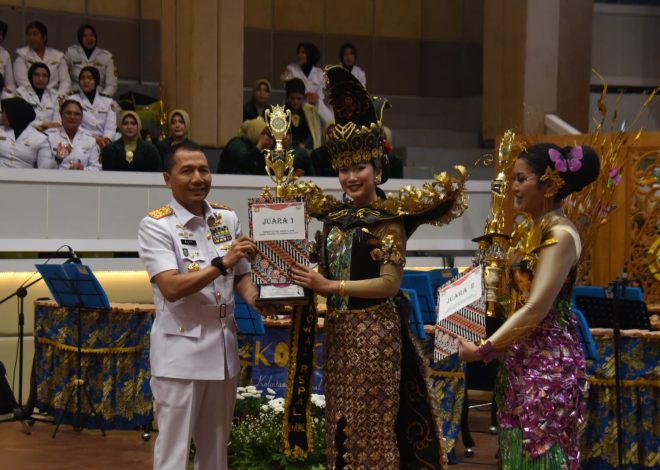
[236, 395, 245, 400]
[266, 388, 276, 395]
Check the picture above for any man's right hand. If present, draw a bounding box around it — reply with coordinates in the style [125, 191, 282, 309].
[223, 236, 257, 269]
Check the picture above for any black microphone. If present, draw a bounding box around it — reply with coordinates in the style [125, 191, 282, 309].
[65, 246, 82, 264]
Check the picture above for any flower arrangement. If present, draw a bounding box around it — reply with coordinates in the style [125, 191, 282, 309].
[228, 386, 327, 470]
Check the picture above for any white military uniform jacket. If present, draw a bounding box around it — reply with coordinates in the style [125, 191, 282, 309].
[15, 85, 61, 127]
[0, 46, 15, 93]
[338, 64, 366, 86]
[282, 63, 334, 125]
[68, 91, 117, 140]
[65, 45, 117, 96]
[0, 125, 54, 168]
[45, 127, 101, 171]
[138, 198, 249, 381]
[14, 46, 71, 97]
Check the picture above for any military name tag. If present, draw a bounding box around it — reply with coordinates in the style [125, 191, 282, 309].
[181, 239, 197, 246]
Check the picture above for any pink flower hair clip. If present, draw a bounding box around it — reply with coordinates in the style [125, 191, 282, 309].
[549, 146, 583, 173]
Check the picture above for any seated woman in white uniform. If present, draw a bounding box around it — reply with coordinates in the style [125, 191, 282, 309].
[15, 62, 61, 131]
[45, 99, 101, 171]
[281, 42, 333, 125]
[68, 66, 117, 149]
[65, 23, 117, 97]
[0, 21, 15, 96]
[338, 43, 366, 86]
[0, 97, 54, 169]
[14, 21, 70, 98]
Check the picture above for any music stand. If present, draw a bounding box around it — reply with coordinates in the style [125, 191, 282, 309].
[36, 263, 110, 438]
[574, 291, 649, 470]
[234, 292, 265, 336]
[400, 288, 426, 340]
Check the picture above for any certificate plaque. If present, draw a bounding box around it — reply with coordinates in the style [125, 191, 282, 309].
[248, 197, 311, 305]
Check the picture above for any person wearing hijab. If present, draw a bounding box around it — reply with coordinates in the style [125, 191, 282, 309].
[65, 24, 117, 96]
[102, 111, 161, 172]
[14, 21, 70, 97]
[155, 109, 196, 165]
[68, 66, 117, 149]
[216, 117, 269, 175]
[338, 43, 366, 86]
[45, 99, 101, 171]
[281, 42, 333, 125]
[217, 116, 314, 176]
[0, 97, 54, 168]
[0, 21, 15, 95]
[243, 78, 271, 121]
[15, 62, 60, 131]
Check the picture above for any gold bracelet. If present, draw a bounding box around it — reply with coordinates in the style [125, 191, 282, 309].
[339, 280, 346, 297]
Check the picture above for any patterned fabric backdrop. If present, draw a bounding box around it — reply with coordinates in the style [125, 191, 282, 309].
[34, 302, 153, 429]
[581, 330, 659, 469]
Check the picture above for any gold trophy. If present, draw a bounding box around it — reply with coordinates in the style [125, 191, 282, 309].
[263, 105, 297, 197]
[249, 105, 310, 305]
[473, 130, 515, 316]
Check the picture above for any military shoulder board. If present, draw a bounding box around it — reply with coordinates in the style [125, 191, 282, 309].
[209, 202, 232, 211]
[148, 206, 174, 219]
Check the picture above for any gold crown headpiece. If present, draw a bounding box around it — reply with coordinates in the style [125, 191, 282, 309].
[327, 121, 384, 170]
[323, 65, 389, 170]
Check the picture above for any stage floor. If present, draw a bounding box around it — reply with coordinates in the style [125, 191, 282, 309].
[0, 407, 498, 469]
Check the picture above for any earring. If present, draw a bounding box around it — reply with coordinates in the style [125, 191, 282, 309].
[375, 175, 382, 184]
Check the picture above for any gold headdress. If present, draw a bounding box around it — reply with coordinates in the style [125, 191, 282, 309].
[324, 66, 389, 170]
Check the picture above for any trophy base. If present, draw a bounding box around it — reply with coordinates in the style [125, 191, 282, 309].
[256, 284, 310, 305]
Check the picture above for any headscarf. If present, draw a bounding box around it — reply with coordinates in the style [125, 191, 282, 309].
[250, 79, 271, 118]
[1, 97, 36, 138]
[77, 24, 97, 59]
[251, 79, 271, 100]
[297, 42, 320, 77]
[119, 111, 142, 155]
[238, 117, 268, 145]
[28, 62, 50, 100]
[339, 43, 358, 71]
[168, 109, 191, 139]
[79, 66, 100, 103]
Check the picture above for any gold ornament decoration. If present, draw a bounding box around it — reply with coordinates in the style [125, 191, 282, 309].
[540, 166, 565, 198]
[125, 150, 134, 163]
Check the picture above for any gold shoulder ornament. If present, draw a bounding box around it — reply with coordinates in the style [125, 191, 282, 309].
[507, 214, 559, 271]
[148, 206, 174, 219]
[368, 229, 406, 266]
[209, 202, 232, 211]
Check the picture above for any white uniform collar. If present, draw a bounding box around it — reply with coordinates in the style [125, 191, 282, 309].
[170, 198, 215, 225]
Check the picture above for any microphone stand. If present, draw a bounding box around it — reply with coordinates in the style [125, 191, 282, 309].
[0, 276, 43, 433]
[0, 249, 79, 434]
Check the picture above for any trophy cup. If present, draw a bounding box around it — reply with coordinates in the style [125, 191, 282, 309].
[248, 105, 310, 305]
[473, 130, 515, 316]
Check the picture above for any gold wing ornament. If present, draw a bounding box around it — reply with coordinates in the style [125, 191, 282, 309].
[274, 165, 468, 231]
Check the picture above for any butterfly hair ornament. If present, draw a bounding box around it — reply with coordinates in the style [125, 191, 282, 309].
[549, 146, 583, 173]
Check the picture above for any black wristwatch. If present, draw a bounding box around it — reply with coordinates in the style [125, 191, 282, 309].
[211, 256, 228, 276]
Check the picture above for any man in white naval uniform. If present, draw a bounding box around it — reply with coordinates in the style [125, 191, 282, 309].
[138, 143, 268, 470]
